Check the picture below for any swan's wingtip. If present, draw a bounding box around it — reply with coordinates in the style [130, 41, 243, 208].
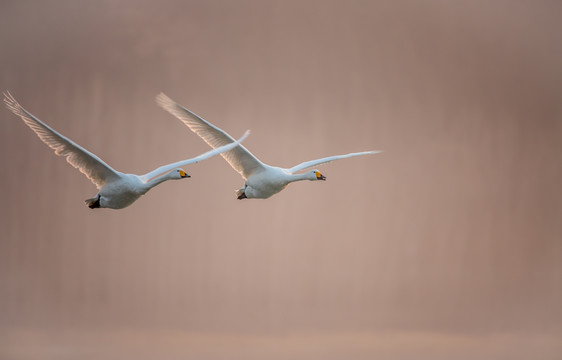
[233, 130, 251, 145]
[3, 91, 20, 111]
[3, 90, 15, 103]
[155, 92, 173, 107]
[156, 92, 172, 102]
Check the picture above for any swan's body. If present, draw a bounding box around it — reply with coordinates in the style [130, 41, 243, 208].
[4, 92, 248, 209]
[83, 171, 184, 209]
[157, 93, 381, 199]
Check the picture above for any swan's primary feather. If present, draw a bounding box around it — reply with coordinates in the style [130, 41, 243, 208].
[156, 93, 264, 179]
[288, 151, 382, 174]
[4, 92, 120, 189]
[138, 130, 249, 182]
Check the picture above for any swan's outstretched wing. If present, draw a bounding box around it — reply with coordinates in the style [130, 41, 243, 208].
[156, 93, 265, 179]
[288, 151, 382, 174]
[4, 92, 121, 189]
[139, 130, 250, 182]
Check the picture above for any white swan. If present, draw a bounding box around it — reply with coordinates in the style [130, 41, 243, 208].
[4, 92, 249, 209]
[156, 93, 381, 200]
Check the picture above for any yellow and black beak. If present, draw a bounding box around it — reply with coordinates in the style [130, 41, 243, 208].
[179, 170, 190, 178]
[315, 171, 326, 181]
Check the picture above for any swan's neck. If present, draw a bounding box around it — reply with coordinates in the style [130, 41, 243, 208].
[287, 172, 313, 183]
[141, 172, 175, 193]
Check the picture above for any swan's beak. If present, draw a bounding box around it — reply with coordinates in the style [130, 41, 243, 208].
[179, 170, 190, 178]
[315, 171, 326, 181]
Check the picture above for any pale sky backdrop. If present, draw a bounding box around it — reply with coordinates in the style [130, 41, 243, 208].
[1, 1, 561, 359]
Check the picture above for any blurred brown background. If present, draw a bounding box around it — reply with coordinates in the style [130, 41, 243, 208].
[0, 0, 561, 359]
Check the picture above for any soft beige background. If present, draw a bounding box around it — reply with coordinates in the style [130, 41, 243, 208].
[1, 0, 561, 359]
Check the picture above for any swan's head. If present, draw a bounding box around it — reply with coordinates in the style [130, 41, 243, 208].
[171, 168, 191, 179]
[311, 169, 326, 181]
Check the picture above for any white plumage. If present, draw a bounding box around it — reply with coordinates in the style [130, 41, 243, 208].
[4, 92, 249, 209]
[157, 92, 381, 199]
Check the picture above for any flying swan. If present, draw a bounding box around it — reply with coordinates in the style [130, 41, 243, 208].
[4, 92, 249, 209]
[156, 93, 381, 200]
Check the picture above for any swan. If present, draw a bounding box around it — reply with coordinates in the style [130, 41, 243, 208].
[156, 93, 381, 200]
[4, 92, 249, 209]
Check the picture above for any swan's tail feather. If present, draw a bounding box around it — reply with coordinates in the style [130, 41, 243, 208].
[235, 188, 247, 200]
[85, 196, 100, 209]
